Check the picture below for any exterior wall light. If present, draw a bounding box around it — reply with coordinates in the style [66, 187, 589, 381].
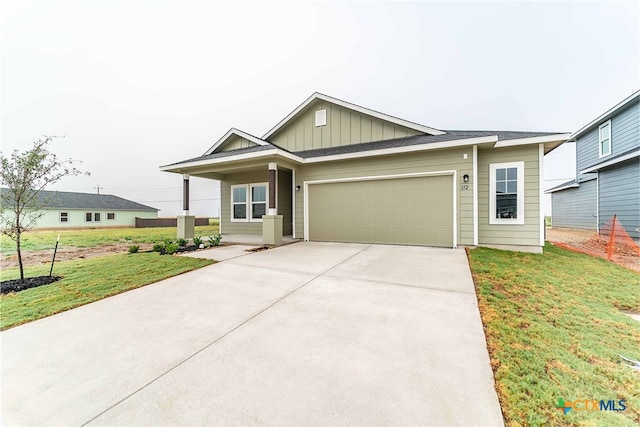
[295, 185, 301, 191]
[463, 174, 470, 183]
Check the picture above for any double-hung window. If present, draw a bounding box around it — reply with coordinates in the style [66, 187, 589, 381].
[599, 120, 611, 158]
[60, 212, 69, 223]
[231, 182, 268, 222]
[489, 162, 524, 225]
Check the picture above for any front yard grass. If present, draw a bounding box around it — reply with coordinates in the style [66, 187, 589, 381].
[0, 252, 214, 330]
[0, 220, 220, 254]
[467, 243, 640, 426]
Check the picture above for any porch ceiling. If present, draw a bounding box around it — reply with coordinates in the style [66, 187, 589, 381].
[162, 155, 300, 180]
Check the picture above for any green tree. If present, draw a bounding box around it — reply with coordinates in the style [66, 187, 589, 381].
[0, 136, 89, 281]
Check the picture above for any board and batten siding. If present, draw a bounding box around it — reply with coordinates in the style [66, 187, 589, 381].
[294, 147, 474, 246]
[477, 145, 541, 247]
[277, 169, 293, 236]
[220, 135, 256, 152]
[598, 160, 640, 239]
[551, 179, 597, 230]
[33, 209, 157, 228]
[269, 100, 422, 152]
[576, 99, 639, 177]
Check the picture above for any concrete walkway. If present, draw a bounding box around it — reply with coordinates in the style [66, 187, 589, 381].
[1, 242, 503, 426]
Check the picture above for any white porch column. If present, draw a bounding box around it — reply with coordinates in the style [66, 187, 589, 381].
[177, 174, 195, 240]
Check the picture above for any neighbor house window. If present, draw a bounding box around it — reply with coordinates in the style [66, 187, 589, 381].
[599, 120, 611, 158]
[489, 162, 524, 225]
[85, 212, 93, 222]
[94, 213, 101, 222]
[60, 212, 69, 223]
[107, 212, 115, 220]
[231, 182, 268, 222]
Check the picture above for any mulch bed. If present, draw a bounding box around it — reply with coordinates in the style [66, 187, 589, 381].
[1, 275, 61, 294]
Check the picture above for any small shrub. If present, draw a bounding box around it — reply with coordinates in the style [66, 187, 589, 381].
[193, 236, 203, 246]
[165, 243, 179, 255]
[176, 238, 188, 247]
[163, 238, 174, 245]
[152, 243, 165, 253]
[128, 245, 139, 254]
[209, 234, 222, 247]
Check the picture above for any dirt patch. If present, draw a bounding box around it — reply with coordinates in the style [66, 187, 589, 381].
[0, 243, 155, 270]
[547, 227, 640, 272]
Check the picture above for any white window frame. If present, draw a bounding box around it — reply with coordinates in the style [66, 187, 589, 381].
[85, 212, 93, 222]
[94, 212, 101, 222]
[230, 183, 269, 223]
[60, 212, 69, 223]
[249, 182, 268, 223]
[489, 161, 525, 225]
[598, 119, 611, 158]
[231, 184, 249, 222]
[107, 212, 115, 220]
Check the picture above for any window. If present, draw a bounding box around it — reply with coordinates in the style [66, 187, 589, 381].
[85, 212, 102, 222]
[107, 212, 115, 220]
[489, 162, 524, 225]
[251, 184, 267, 220]
[60, 212, 68, 223]
[599, 120, 611, 158]
[231, 185, 248, 221]
[94, 213, 101, 222]
[231, 182, 268, 222]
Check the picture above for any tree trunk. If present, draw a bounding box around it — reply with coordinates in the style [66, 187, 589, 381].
[17, 233, 25, 282]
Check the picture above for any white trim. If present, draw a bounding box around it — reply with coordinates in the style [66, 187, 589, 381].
[598, 120, 612, 158]
[596, 171, 600, 233]
[303, 135, 499, 163]
[579, 149, 640, 174]
[204, 128, 269, 155]
[539, 144, 544, 247]
[230, 184, 249, 222]
[262, 92, 445, 139]
[160, 136, 498, 172]
[292, 169, 296, 238]
[493, 133, 571, 148]
[544, 182, 579, 194]
[489, 161, 525, 225]
[268, 162, 278, 170]
[472, 145, 478, 246]
[570, 91, 639, 140]
[303, 170, 457, 248]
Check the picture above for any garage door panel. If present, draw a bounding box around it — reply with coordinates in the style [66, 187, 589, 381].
[308, 175, 454, 247]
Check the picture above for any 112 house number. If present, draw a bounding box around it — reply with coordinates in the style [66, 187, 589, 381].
[460, 184, 469, 190]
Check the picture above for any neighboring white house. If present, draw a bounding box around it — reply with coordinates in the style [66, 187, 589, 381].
[1, 189, 158, 229]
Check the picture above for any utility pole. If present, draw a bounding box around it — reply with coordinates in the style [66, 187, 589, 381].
[94, 184, 103, 195]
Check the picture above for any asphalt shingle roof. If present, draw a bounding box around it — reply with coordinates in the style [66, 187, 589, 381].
[0, 189, 158, 211]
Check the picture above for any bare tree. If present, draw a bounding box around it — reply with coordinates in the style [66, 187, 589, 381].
[0, 136, 89, 281]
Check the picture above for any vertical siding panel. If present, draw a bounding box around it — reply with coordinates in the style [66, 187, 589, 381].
[341, 109, 351, 145]
[382, 123, 395, 139]
[361, 118, 372, 143]
[371, 120, 383, 141]
[330, 105, 341, 148]
[351, 113, 361, 145]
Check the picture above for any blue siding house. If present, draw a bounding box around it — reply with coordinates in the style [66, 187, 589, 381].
[547, 91, 639, 239]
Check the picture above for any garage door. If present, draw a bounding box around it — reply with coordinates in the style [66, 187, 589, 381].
[307, 174, 454, 247]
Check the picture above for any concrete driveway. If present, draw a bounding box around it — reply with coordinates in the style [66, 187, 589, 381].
[1, 242, 503, 426]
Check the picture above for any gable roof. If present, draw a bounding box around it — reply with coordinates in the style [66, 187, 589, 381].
[203, 128, 270, 155]
[1, 189, 159, 211]
[261, 92, 446, 140]
[570, 91, 640, 141]
[161, 129, 569, 172]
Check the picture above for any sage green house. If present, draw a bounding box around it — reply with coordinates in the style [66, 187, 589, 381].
[162, 93, 569, 252]
[0, 189, 159, 229]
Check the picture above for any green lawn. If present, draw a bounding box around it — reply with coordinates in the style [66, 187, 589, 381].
[467, 243, 640, 427]
[0, 252, 214, 330]
[0, 220, 220, 254]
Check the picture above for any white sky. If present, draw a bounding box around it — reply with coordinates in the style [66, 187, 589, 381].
[2, 0, 639, 216]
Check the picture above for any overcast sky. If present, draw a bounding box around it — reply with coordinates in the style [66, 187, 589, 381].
[2, 0, 638, 216]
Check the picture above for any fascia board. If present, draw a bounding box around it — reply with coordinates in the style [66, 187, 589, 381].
[303, 135, 498, 163]
[493, 133, 572, 148]
[203, 128, 269, 155]
[262, 92, 445, 140]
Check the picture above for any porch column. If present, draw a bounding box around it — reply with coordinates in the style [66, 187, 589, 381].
[263, 163, 283, 245]
[177, 174, 195, 240]
[268, 162, 277, 215]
